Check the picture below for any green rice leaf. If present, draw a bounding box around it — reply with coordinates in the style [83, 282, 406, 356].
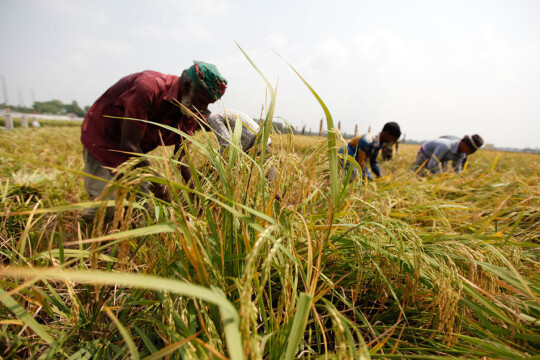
[284, 292, 312, 360]
[0, 287, 54, 344]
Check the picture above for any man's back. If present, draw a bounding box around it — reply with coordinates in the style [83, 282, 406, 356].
[420, 137, 465, 173]
[81, 70, 196, 168]
[422, 138, 456, 160]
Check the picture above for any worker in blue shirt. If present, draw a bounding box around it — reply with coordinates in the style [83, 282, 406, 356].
[339, 122, 401, 183]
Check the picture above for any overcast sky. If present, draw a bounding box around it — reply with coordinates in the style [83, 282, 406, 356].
[1, 0, 539, 148]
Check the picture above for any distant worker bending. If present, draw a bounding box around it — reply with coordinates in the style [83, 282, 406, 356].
[208, 109, 271, 153]
[413, 134, 484, 175]
[339, 122, 401, 183]
[208, 109, 277, 184]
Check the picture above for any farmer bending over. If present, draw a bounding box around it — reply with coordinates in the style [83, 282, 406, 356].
[413, 134, 484, 176]
[208, 109, 277, 184]
[438, 135, 468, 171]
[80, 61, 227, 223]
[208, 109, 271, 152]
[339, 122, 401, 183]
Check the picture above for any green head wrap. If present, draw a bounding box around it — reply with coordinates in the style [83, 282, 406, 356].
[187, 61, 228, 101]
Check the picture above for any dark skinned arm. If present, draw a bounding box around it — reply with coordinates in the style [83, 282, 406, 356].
[355, 150, 369, 179]
[174, 87, 213, 185]
[118, 118, 171, 200]
[119, 118, 150, 168]
[174, 141, 193, 186]
[173, 82, 215, 187]
[115, 79, 172, 200]
[171, 112, 210, 187]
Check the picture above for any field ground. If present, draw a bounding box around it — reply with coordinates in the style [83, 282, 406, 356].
[0, 125, 539, 359]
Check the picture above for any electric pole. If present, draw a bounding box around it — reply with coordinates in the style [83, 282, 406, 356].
[1, 74, 9, 106]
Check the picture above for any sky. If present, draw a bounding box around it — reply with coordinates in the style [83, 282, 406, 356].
[1, 0, 539, 149]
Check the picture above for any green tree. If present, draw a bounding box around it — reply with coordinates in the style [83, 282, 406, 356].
[33, 100, 65, 115]
[64, 100, 85, 117]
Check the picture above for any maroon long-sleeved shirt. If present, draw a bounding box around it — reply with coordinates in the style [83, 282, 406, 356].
[81, 70, 199, 168]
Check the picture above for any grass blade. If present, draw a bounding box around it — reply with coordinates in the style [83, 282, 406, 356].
[0, 267, 243, 360]
[284, 292, 313, 360]
[0, 287, 54, 344]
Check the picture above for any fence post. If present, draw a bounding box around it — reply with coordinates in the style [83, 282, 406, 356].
[319, 118, 323, 136]
[354, 124, 358, 137]
[5, 111, 13, 130]
[338, 121, 341, 132]
[21, 114, 28, 127]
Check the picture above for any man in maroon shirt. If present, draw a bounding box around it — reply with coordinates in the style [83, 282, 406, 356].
[81, 61, 227, 223]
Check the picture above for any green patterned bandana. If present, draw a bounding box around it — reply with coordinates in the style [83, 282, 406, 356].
[187, 61, 228, 101]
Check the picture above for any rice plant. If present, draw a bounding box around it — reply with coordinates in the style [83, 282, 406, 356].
[0, 57, 538, 359]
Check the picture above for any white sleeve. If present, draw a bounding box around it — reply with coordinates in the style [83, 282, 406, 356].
[208, 113, 232, 151]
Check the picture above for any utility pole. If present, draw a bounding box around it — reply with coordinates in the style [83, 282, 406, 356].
[1, 74, 9, 106]
[319, 118, 323, 136]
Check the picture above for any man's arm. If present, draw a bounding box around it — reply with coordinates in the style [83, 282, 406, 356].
[119, 119, 150, 167]
[355, 150, 371, 180]
[427, 145, 449, 173]
[115, 77, 170, 200]
[453, 154, 466, 174]
[369, 152, 382, 178]
[115, 80, 155, 166]
[208, 113, 232, 152]
[174, 141, 194, 186]
[355, 137, 377, 180]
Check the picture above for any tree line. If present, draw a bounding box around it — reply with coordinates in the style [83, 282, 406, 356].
[0, 100, 88, 117]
